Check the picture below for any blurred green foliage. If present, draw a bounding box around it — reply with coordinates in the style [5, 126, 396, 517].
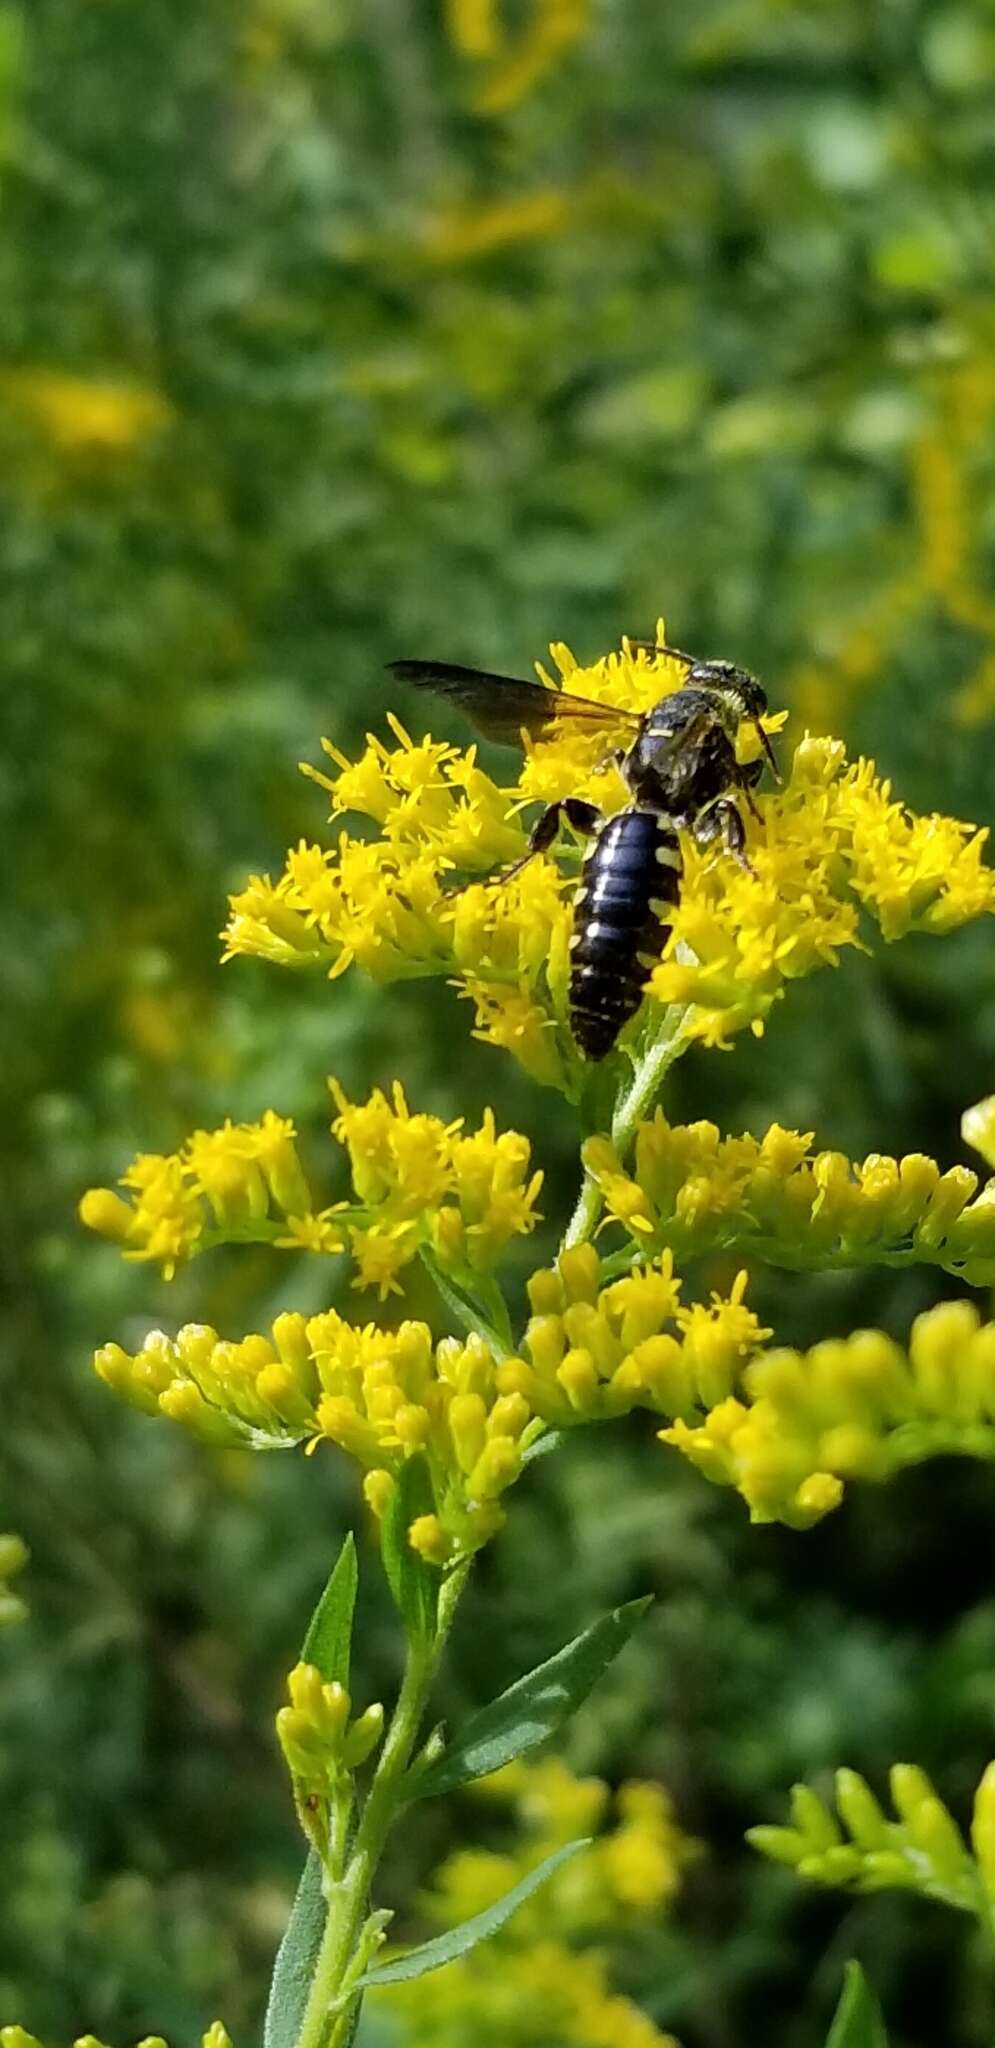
[5, 2, 995, 2044]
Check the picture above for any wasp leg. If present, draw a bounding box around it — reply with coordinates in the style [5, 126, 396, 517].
[693, 798, 756, 877]
[737, 757, 765, 821]
[446, 797, 600, 896]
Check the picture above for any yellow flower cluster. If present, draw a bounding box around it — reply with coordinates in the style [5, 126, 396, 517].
[79, 1110, 324, 1278]
[749, 1760, 995, 1927]
[94, 1313, 543, 1561]
[80, 1084, 542, 1298]
[222, 634, 995, 1082]
[650, 734, 995, 1045]
[663, 1299, 995, 1529]
[1, 2032, 231, 2048]
[468, 1757, 695, 1924]
[583, 1110, 995, 1284]
[330, 1079, 542, 1295]
[373, 1755, 691, 2048]
[0, 1533, 29, 1627]
[2, 369, 174, 453]
[276, 1662, 384, 1792]
[496, 1243, 768, 1427]
[90, 1246, 768, 1557]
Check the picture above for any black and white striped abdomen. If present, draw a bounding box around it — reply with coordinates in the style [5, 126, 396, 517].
[568, 808, 681, 1061]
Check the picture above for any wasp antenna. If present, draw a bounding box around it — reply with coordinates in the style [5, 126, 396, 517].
[625, 636, 694, 666]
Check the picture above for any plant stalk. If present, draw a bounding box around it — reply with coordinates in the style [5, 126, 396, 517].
[561, 1006, 689, 1252]
[292, 1629, 437, 2048]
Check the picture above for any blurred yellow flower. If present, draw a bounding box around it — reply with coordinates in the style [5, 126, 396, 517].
[374, 1754, 691, 2047]
[448, 0, 591, 116]
[2, 369, 173, 452]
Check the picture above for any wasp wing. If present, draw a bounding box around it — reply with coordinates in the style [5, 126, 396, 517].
[389, 659, 640, 748]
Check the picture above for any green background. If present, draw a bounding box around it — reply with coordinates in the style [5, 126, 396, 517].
[5, 3, 995, 2042]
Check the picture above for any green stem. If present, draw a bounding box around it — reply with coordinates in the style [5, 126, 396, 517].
[292, 1633, 434, 2048]
[561, 1006, 689, 1253]
[293, 1568, 469, 2048]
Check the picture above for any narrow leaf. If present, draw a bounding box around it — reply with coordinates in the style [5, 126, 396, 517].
[408, 1595, 652, 1800]
[302, 1530, 357, 1687]
[263, 1850, 325, 2048]
[419, 1247, 513, 1356]
[355, 1839, 589, 1988]
[826, 1961, 890, 2048]
[382, 1453, 439, 1643]
[520, 1429, 562, 1467]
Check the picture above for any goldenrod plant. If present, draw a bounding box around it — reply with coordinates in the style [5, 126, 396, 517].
[750, 1761, 995, 1938]
[52, 627, 995, 2046]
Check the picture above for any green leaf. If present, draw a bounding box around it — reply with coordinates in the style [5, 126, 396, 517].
[826, 1962, 890, 2048]
[263, 1849, 325, 2048]
[408, 1595, 652, 1800]
[354, 1839, 590, 1989]
[301, 1530, 357, 1687]
[418, 1247, 514, 1356]
[381, 1453, 440, 1643]
[520, 1429, 562, 1467]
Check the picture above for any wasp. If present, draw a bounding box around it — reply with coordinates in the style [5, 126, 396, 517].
[389, 641, 779, 1061]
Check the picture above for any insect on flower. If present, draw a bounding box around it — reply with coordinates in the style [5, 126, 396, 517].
[390, 638, 780, 1061]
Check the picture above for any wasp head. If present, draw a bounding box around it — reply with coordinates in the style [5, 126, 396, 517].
[687, 659, 778, 781]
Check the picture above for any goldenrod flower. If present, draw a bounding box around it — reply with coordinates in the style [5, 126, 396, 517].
[81, 1084, 542, 1295]
[331, 1081, 542, 1286]
[80, 1112, 332, 1279]
[497, 1245, 768, 1426]
[749, 1761, 995, 1926]
[222, 633, 993, 1086]
[662, 1299, 995, 1528]
[583, 1109, 995, 1284]
[650, 734, 995, 1045]
[93, 1311, 542, 1561]
[276, 1662, 384, 1791]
